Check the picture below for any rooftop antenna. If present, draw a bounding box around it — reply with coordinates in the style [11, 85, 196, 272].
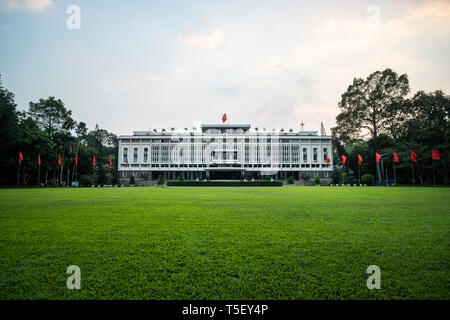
[300, 121, 305, 131]
[320, 122, 327, 136]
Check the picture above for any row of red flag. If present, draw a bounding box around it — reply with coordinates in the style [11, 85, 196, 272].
[18, 153, 115, 167]
[17, 149, 441, 167]
[341, 149, 441, 166]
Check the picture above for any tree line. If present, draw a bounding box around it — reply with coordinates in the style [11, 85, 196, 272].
[0, 75, 118, 187]
[1, 68, 449, 187]
[332, 68, 450, 185]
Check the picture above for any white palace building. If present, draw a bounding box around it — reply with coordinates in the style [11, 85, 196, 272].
[117, 124, 333, 182]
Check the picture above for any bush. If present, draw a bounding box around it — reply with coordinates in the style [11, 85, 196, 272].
[332, 169, 340, 184]
[167, 181, 283, 187]
[362, 173, 375, 186]
[157, 175, 165, 185]
[177, 176, 184, 182]
[79, 175, 92, 187]
[287, 176, 294, 185]
[343, 172, 350, 184]
[314, 174, 320, 185]
[129, 175, 135, 185]
[301, 174, 311, 181]
[264, 175, 271, 182]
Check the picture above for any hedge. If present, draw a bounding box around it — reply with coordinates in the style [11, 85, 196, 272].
[166, 181, 283, 187]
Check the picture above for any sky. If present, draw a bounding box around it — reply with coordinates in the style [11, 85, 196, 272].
[0, 0, 449, 135]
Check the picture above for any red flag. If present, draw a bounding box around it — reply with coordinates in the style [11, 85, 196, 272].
[38, 154, 41, 166]
[432, 149, 440, 160]
[393, 152, 399, 163]
[75, 155, 78, 166]
[358, 154, 363, 166]
[376, 152, 381, 163]
[222, 113, 227, 123]
[410, 150, 417, 163]
[326, 154, 330, 164]
[126, 157, 129, 167]
[19, 152, 23, 164]
[93, 155, 96, 167]
[341, 155, 347, 165]
[58, 154, 61, 166]
[110, 156, 112, 167]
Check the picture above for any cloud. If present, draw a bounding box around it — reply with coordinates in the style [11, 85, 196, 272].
[180, 29, 225, 49]
[1, 0, 53, 11]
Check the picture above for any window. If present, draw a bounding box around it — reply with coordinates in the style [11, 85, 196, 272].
[152, 146, 159, 162]
[303, 148, 307, 162]
[292, 145, 299, 163]
[133, 148, 138, 162]
[123, 148, 128, 162]
[144, 148, 148, 162]
[313, 148, 318, 162]
[323, 148, 328, 162]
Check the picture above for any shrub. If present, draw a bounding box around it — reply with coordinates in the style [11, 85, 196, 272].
[264, 175, 271, 182]
[167, 181, 283, 187]
[301, 174, 311, 181]
[177, 176, 184, 182]
[343, 172, 350, 184]
[79, 175, 92, 187]
[314, 174, 320, 185]
[362, 173, 375, 186]
[332, 169, 340, 184]
[157, 175, 165, 185]
[129, 175, 135, 185]
[287, 176, 294, 185]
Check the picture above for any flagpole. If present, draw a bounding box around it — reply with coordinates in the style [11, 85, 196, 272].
[17, 162, 20, 187]
[432, 160, 436, 186]
[340, 165, 343, 185]
[385, 168, 388, 186]
[393, 160, 397, 185]
[38, 163, 40, 187]
[358, 164, 361, 185]
[411, 161, 415, 186]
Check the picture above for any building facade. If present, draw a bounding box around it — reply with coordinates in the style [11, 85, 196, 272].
[117, 124, 333, 182]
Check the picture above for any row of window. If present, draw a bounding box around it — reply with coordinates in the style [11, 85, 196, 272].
[122, 147, 330, 163]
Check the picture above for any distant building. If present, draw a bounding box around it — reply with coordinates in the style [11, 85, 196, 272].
[117, 124, 332, 181]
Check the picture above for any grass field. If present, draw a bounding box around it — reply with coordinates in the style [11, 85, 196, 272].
[0, 186, 449, 300]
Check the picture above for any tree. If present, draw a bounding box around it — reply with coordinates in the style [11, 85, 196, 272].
[0, 76, 19, 185]
[28, 97, 76, 134]
[394, 90, 450, 184]
[333, 68, 409, 183]
[333, 68, 409, 145]
[16, 112, 53, 186]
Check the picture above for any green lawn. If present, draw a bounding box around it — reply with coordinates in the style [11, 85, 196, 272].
[0, 187, 448, 299]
